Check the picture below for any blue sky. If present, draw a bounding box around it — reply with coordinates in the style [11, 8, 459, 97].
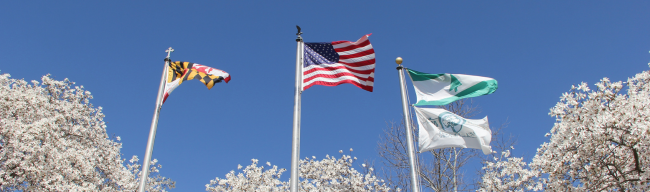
[2, 1, 650, 191]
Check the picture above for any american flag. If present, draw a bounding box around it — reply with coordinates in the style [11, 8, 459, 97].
[302, 34, 375, 92]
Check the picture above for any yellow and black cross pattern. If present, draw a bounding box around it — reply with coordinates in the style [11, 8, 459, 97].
[167, 61, 225, 90]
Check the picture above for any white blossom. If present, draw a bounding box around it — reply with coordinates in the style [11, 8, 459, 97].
[206, 150, 392, 191]
[0, 73, 174, 191]
[480, 66, 650, 191]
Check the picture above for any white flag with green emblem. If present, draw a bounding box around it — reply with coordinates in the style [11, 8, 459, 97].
[407, 68, 498, 106]
[414, 106, 493, 155]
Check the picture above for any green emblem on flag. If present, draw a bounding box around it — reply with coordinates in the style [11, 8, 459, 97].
[438, 112, 465, 133]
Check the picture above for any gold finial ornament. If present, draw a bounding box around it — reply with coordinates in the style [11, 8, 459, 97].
[395, 57, 403, 65]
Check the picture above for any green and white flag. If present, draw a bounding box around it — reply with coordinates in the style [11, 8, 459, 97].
[407, 68, 498, 106]
[414, 106, 493, 155]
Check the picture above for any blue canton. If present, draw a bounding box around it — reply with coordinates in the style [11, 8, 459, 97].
[304, 43, 339, 67]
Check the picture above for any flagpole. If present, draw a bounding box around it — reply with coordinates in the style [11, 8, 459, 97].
[138, 47, 173, 192]
[396, 57, 421, 192]
[289, 26, 304, 192]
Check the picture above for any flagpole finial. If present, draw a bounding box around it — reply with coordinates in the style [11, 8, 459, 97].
[165, 47, 174, 59]
[396, 57, 403, 65]
[296, 25, 303, 36]
[296, 25, 303, 42]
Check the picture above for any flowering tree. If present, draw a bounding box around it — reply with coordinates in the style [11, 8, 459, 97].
[0, 73, 174, 191]
[481, 66, 650, 191]
[206, 149, 392, 191]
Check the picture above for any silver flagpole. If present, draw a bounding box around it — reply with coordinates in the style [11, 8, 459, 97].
[396, 57, 421, 192]
[289, 26, 304, 192]
[138, 47, 173, 192]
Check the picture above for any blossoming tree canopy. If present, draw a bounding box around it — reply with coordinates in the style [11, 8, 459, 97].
[480, 66, 650, 191]
[0, 73, 173, 191]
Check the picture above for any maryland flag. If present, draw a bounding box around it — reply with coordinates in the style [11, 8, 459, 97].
[163, 61, 231, 103]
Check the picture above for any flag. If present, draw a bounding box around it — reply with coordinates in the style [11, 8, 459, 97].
[407, 68, 497, 106]
[414, 106, 492, 155]
[302, 34, 375, 92]
[163, 61, 231, 103]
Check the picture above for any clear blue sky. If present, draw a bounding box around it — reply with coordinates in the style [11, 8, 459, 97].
[2, 1, 649, 191]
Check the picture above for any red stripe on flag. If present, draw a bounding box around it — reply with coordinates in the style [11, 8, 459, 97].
[331, 33, 371, 46]
[338, 49, 375, 60]
[303, 79, 373, 92]
[163, 93, 169, 104]
[337, 59, 376, 67]
[333, 40, 371, 52]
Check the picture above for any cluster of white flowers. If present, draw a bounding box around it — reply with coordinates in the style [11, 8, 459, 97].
[124, 156, 176, 192]
[479, 150, 543, 191]
[205, 158, 288, 192]
[0, 73, 174, 191]
[206, 150, 392, 191]
[480, 66, 650, 191]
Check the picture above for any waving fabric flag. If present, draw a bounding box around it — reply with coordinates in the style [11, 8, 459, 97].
[303, 34, 375, 92]
[414, 106, 493, 155]
[163, 61, 231, 103]
[407, 68, 497, 106]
